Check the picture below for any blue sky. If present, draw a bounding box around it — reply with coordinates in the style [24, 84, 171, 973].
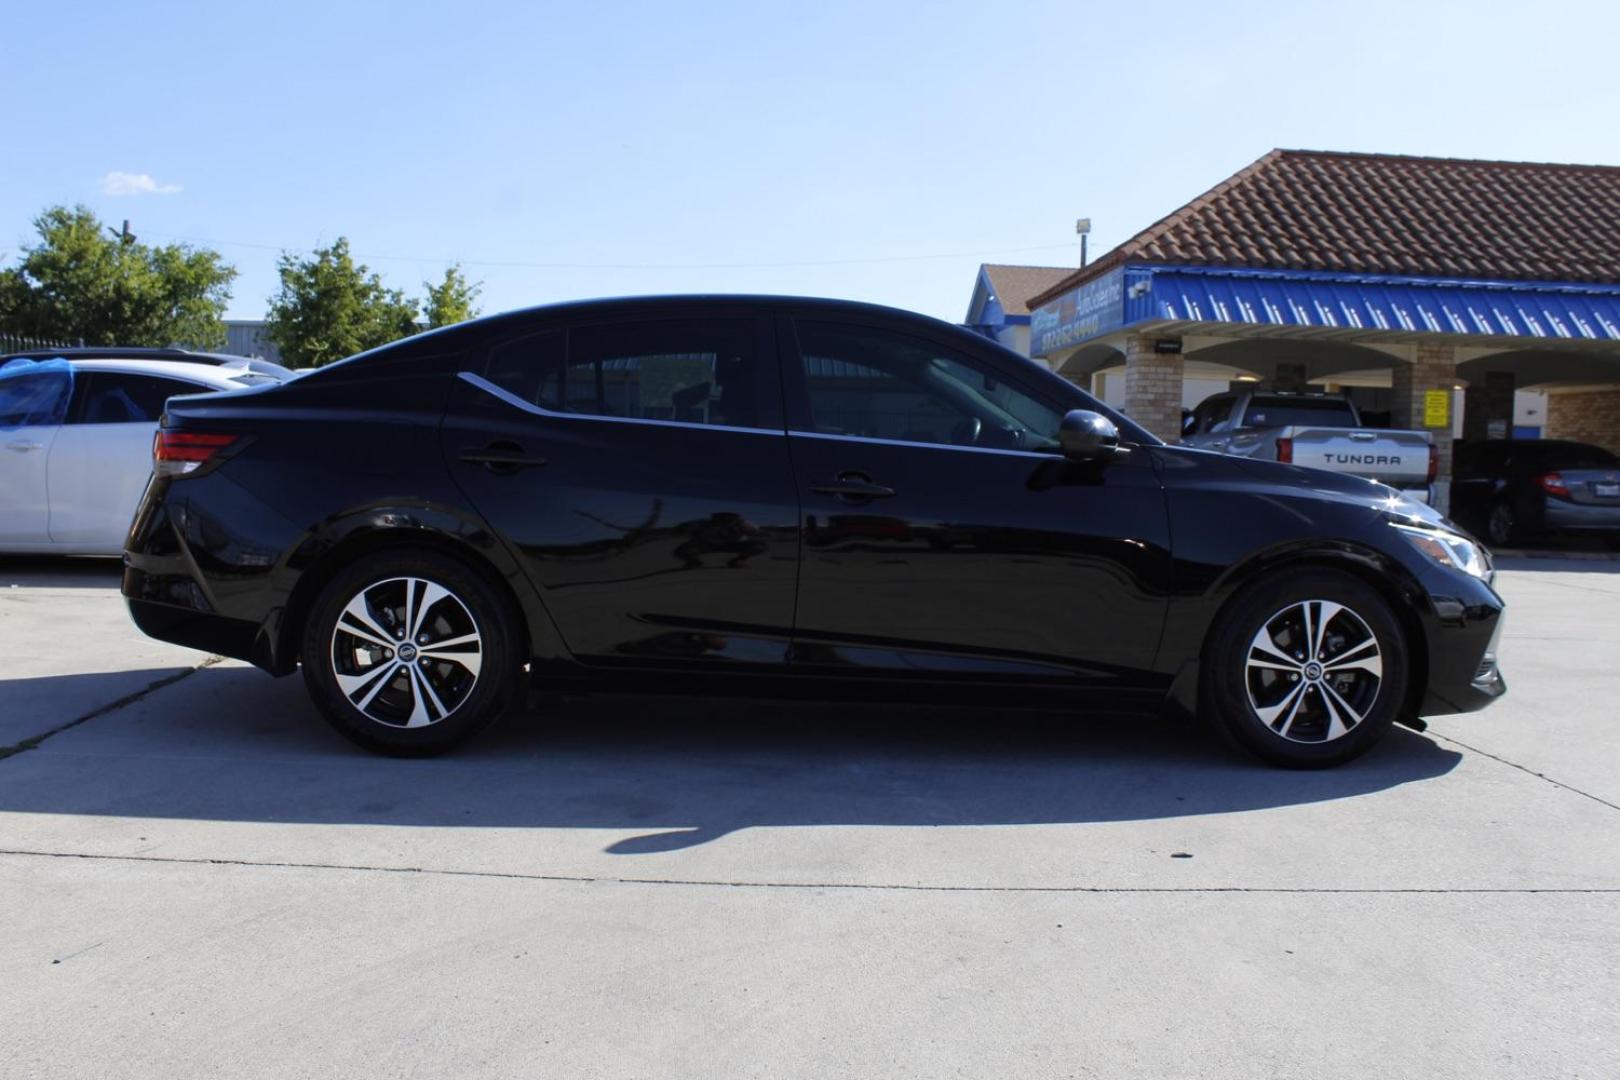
[4, 0, 1618, 323]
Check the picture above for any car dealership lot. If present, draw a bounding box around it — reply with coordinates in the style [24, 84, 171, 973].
[2, 559, 1617, 1078]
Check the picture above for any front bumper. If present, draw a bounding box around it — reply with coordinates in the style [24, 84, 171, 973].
[1415, 563, 1508, 715]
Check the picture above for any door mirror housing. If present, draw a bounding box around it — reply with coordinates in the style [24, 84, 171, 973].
[1059, 409, 1126, 462]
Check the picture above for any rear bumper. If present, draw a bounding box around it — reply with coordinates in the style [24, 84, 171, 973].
[1543, 499, 1620, 532]
[121, 470, 301, 674]
[125, 591, 266, 667]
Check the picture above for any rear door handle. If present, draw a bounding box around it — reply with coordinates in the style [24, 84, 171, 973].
[809, 474, 896, 501]
[6, 440, 43, 453]
[459, 442, 548, 472]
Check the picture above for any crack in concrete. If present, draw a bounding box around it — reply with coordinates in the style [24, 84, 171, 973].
[1427, 731, 1620, 814]
[2, 848, 1616, 895]
[0, 657, 221, 762]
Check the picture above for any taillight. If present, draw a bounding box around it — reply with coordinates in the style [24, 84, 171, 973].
[1538, 471, 1571, 499]
[1427, 445, 1439, 484]
[153, 431, 237, 476]
[1276, 437, 1293, 464]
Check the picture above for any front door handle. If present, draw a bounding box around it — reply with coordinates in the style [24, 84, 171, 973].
[6, 440, 43, 453]
[809, 473, 896, 501]
[459, 442, 548, 472]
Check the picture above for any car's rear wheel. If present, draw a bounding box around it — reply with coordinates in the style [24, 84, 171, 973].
[301, 548, 522, 756]
[1204, 569, 1409, 768]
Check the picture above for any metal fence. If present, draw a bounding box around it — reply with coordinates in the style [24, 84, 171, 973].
[0, 331, 78, 355]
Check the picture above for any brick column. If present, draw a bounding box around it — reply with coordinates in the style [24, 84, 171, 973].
[1390, 342, 1457, 514]
[1545, 389, 1620, 454]
[1122, 334, 1184, 441]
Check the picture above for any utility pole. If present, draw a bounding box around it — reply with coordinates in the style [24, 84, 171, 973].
[108, 219, 136, 246]
[1075, 218, 1091, 268]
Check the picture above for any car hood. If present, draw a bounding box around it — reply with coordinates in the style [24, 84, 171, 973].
[1154, 444, 1450, 528]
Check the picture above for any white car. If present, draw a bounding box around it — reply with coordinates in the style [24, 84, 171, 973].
[0, 357, 284, 555]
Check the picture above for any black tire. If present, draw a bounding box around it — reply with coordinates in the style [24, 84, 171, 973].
[1486, 502, 1519, 548]
[300, 547, 523, 756]
[1203, 568, 1410, 768]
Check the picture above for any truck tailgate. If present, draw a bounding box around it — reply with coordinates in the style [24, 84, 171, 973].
[1283, 426, 1432, 487]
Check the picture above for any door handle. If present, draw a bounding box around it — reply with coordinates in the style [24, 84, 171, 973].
[459, 442, 547, 472]
[809, 473, 896, 501]
[6, 440, 43, 453]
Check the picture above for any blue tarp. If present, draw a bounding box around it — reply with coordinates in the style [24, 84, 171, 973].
[0, 357, 74, 427]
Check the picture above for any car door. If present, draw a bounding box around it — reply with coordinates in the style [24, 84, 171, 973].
[780, 316, 1171, 687]
[443, 309, 802, 667]
[47, 370, 213, 551]
[0, 364, 74, 547]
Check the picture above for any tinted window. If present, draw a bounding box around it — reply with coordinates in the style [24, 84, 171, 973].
[70, 372, 207, 424]
[0, 371, 72, 427]
[485, 320, 766, 429]
[1456, 442, 1513, 473]
[1206, 396, 1236, 429]
[1241, 396, 1357, 428]
[795, 322, 1062, 452]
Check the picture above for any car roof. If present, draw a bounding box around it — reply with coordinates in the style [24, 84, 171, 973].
[0, 346, 292, 377]
[65, 358, 264, 388]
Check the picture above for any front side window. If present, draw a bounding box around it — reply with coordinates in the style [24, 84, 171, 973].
[795, 322, 1062, 452]
[484, 319, 765, 429]
[0, 366, 73, 428]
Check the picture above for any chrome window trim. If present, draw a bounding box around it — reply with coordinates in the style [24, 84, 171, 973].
[787, 428, 1064, 461]
[457, 371, 786, 438]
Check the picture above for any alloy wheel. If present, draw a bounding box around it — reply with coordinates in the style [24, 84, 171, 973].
[1245, 599, 1383, 744]
[329, 576, 484, 728]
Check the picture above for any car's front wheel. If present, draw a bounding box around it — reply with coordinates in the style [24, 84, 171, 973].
[1487, 502, 1519, 547]
[1204, 569, 1410, 768]
[301, 548, 522, 756]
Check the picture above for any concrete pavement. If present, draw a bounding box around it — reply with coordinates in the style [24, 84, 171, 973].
[1, 557, 1616, 1078]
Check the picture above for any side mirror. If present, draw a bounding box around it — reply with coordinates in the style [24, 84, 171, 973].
[1059, 409, 1125, 463]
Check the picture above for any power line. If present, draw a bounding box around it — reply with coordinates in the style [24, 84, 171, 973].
[136, 232, 1078, 271]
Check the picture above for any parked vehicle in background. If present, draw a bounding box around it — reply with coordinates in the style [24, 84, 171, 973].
[1181, 390, 1436, 502]
[122, 295, 1506, 768]
[1451, 439, 1620, 548]
[0, 345, 293, 380]
[0, 356, 287, 555]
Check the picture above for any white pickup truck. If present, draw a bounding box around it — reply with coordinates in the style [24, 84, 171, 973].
[1180, 391, 1436, 502]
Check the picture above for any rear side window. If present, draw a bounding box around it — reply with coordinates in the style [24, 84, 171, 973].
[1241, 397, 1357, 428]
[69, 372, 208, 424]
[483, 319, 768, 429]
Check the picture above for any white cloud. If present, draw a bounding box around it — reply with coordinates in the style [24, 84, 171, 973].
[100, 171, 182, 196]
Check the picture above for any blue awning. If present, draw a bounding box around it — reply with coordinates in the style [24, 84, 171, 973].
[1030, 264, 1620, 356]
[1129, 266, 1620, 342]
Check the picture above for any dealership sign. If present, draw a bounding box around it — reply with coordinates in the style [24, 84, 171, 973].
[1029, 267, 1126, 356]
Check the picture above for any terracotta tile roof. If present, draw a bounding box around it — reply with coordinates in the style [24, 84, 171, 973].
[1027, 149, 1620, 308]
[978, 263, 1074, 316]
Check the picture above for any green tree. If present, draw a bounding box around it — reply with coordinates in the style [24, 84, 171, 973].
[423, 264, 482, 329]
[263, 238, 420, 367]
[0, 205, 235, 348]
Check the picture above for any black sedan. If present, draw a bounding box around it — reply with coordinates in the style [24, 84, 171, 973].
[123, 296, 1506, 766]
[1451, 438, 1620, 548]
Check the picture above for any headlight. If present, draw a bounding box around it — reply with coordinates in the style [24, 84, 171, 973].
[1391, 522, 1490, 579]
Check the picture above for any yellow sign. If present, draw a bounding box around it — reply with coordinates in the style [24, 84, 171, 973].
[1423, 389, 1451, 428]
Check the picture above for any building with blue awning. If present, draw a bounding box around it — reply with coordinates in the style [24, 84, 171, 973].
[1021, 149, 1620, 511]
